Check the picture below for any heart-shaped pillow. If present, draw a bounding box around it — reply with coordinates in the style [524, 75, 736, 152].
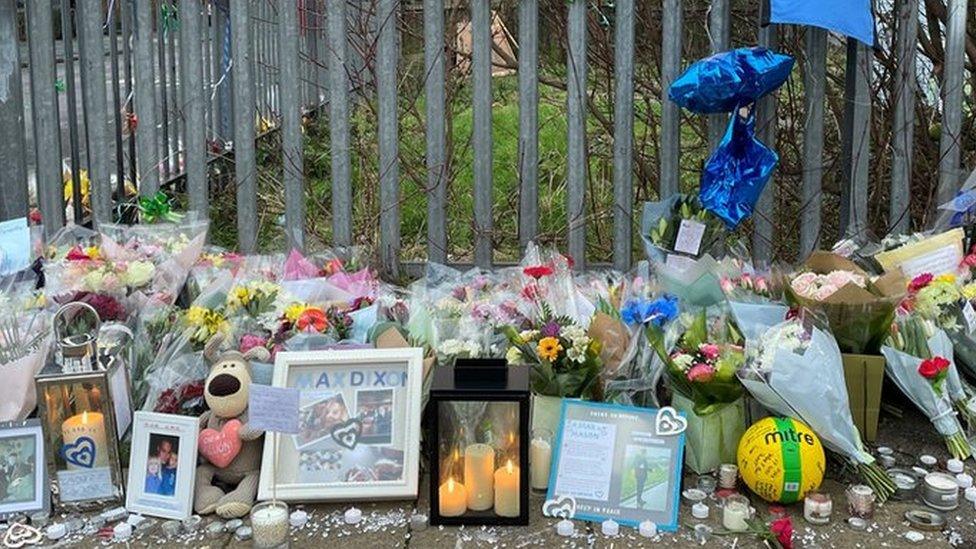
[199, 419, 243, 468]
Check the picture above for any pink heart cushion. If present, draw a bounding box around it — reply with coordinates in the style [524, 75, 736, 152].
[199, 419, 243, 469]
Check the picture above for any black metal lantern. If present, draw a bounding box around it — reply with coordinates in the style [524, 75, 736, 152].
[429, 358, 530, 526]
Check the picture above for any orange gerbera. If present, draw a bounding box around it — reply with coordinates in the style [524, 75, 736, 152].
[296, 307, 328, 332]
[536, 337, 563, 361]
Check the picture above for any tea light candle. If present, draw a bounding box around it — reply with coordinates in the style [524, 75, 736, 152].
[697, 475, 717, 494]
[61, 411, 108, 469]
[234, 526, 252, 541]
[718, 464, 738, 489]
[409, 513, 428, 531]
[530, 434, 552, 491]
[846, 484, 876, 518]
[45, 524, 66, 541]
[601, 519, 619, 536]
[965, 486, 976, 502]
[638, 520, 657, 538]
[956, 473, 973, 489]
[919, 455, 937, 467]
[691, 503, 709, 519]
[722, 496, 751, 532]
[803, 492, 832, 524]
[464, 443, 495, 511]
[556, 519, 574, 537]
[251, 502, 290, 549]
[438, 478, 467, 517]
[947, 459, 964, 473]
[493, 459, 520, 517]
[344, 507, 363, 525]
[289, 509, 309, 528]
[922, 472, 959, 510]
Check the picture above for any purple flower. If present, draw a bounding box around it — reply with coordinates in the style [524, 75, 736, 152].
[540, 321, 561, 338]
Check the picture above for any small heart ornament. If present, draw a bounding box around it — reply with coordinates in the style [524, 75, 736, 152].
[3, 523, 43, 548]
[542, 495, 577, 519]
[330, 419, 362, 450]
[60, 436, 96, 468]
[199, 419, 243, 468]
[655, 406, 687, 436]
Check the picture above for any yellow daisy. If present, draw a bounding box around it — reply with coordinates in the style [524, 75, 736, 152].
[536, 337, 563, 361]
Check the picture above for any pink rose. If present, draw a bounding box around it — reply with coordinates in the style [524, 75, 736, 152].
[755, 276, 769, 293]
[240, 334, 268, 354]
[740, 273, 753, 289]
[720, 278, 734, 294]
[698, 343, 720, 360]
[687, 364, 716, 383]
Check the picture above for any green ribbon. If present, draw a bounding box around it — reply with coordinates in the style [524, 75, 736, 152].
[160, 4, 180, 35]
[55, 79, 66, 93]
[138, 191, 183, 223]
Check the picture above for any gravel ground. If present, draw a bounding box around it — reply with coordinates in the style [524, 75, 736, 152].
[17, 397, 976, 548]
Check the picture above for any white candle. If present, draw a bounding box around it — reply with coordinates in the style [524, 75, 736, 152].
[722, 499, 751, 532]
[601, 519, 619, 536]
[556, 519, 574, 537]
[251, 504, 289, 549]
[493, 459, 520, 517]
[464, 443, 495, 511]
[61, 411, 108, 469]
[530, 438, 552, 490]
[343, 507, 363, 525]
[438, 478, 467, 517]
[638, 520, 657, 538]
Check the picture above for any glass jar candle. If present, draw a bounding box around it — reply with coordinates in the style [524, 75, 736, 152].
[846, 484, 875, 519]
[251, 501, 290, 548]
[722, 495, 752, 532]
[530, 428, 553, 491]
[803, 491, 832, 524]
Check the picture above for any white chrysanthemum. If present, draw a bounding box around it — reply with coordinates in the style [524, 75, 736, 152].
[560, 325, 586, 342]
[754, 322, 808, 373]
[505, 346, 523, 364]
[671, 353, 694, 371]
[518, 329, 540, 342]
[440, 339, 481, 358]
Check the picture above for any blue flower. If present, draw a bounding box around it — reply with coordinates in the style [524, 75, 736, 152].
[621, 295, 679, 327]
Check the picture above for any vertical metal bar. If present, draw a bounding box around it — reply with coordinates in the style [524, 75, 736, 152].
[78, 0, 112, 223]
[890, 0, 917, 234]
[328, 0, 352, 246]
[306, 0, 318, 107]
[157, 0, 171, 178]
[517, 0, 538, 250]
[471, 0, 493, 267]
[800, 28, 826, 256]
[611, 0, 634, 270]
[839, 38, 871, 235]
[566, 0, 587, 268]
[231, 0, 258, 252]
[215, 0, 233, 141]
[707, 0, 730, 150]
[26, 0, 65, 234]
[121, 0, 138, 187]
[659, 0, 681, 200]
[182, 0, 208, 213]
[280, 0, 304, 251]
[424, 0, 447, 263]
[60, 0, 84, 222]
[108, 2, 126, 202]
[377, 0, 400, 276]
[203, 0, 213, 136]
[0, 0, 28, 222]
[134, 0, 160, 194]
[937, 0, 968, 206]
[752, 15, 777, 262]
[166, 0, 180, 174]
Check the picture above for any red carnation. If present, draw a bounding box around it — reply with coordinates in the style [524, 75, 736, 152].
[770, 517, 794, 549]
[919, 356, 950, 379]
[523, 265, 554, 279]
[908, 273, 934, 293]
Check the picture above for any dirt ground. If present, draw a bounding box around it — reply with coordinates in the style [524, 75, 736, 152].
[17, 399, 976, 548]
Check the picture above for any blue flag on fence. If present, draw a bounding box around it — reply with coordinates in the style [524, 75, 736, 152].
[767, 0, 876, 47]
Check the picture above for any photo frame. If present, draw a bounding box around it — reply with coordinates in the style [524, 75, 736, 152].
[0, 419, 48, 520]
[125, 412, 199, 520]
[258, 348, 424, 502]
[546, 401, 685, 530]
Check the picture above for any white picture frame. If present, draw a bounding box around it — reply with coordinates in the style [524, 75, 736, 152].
[0, 419, 48, 520]
[258, 348, 424, 502]
[125, 412, 199, 520]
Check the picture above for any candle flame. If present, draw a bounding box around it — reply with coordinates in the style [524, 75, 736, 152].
[81, 411, 88, 423]
[506, 459, 514, 473]
[509, 432, 515, 445]
[447, 478, 456, 492]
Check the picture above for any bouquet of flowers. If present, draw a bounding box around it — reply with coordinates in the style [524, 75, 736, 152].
[902, 273, 964, 330]
[0, 280, 50, 422]
[787, 252, 905, 354]
[737, 314, 897, 500]
[508, 243, 593, 326]
[648, 307, 746, 472]
[883, 315, 973, 460]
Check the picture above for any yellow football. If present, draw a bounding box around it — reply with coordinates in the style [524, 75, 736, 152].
[737, 416, 825, 503]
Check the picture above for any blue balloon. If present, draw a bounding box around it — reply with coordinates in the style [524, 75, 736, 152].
[699, 109, 778, 229]
[668, 47, 795, 114]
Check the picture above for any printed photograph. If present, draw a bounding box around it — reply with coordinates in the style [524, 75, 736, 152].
[618, 445, 671, 511]
[145, 434, 180, 497]
[297, 447, 405, 485]
[296, 393, 351, 448]
[0, 435, 36, 504]
[356, 389, 394, 445]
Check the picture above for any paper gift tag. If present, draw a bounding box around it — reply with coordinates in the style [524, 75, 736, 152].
[964, 302, 976, 335]
[665, 253, 697, 273]
[673, 219, 706, 256]
[0, 217, 31, 276]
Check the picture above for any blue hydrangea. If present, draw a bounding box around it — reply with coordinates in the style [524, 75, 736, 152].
[621, 294, 679, 327]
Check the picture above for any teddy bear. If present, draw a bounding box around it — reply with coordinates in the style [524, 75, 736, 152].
[194, 339, 270, 518]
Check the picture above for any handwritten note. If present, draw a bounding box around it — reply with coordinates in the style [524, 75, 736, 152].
[552, 420, 616, 501]
[249, 384, 300, 434]
[0, 217, 30, 275]
[896, 244, 962, 279]
[665, 253, 697, 274]
[673, 219, 706, 256]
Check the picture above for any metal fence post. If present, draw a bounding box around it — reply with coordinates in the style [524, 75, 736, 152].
[566, 0, 587, 268]
[890, 0, 918, 234]
[518, 0, 539, 251]
[659, 0, 682, 200]
[707, 0, 730, 150]
[328, 0, 352, 247]
[471, 0, 493, 268]
[280, 0, 305, 252]
[937, 0, 968, 207]
[611, 0, 634, 270]
[800, 28, 826, 256]
[377, 0, 400, 276]
[839, 38, 871, 236]
[231, 0, 258, 252]
[182, 0, 209, 214]
[79, 0, 112, 223]
[423, 0, 447, 263]
[133, 0, 161, 195]
[0, 0, 28, 222]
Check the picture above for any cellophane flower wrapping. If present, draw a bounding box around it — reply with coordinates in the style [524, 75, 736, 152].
[648, 306, 746, 472]
[185, 246, 244, 302]
[787, 251, 905, 354]
[508, 242, 595, 327]
[736, 313, 895, 498]
[0, 280, 51, 422]
[883, 316, 971, 459]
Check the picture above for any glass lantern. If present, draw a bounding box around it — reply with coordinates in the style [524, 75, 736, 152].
[34, 304, 133, 508]
[429, 358, 529, 526]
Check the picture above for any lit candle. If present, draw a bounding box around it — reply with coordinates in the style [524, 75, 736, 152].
[464, 443, 494, 511]
[61, 411, 108, 469]
[494, 459, 520, 517]
[530, 435, 552, 491]
[722, 496, 751, 532]
[438, 478, 467, 517]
